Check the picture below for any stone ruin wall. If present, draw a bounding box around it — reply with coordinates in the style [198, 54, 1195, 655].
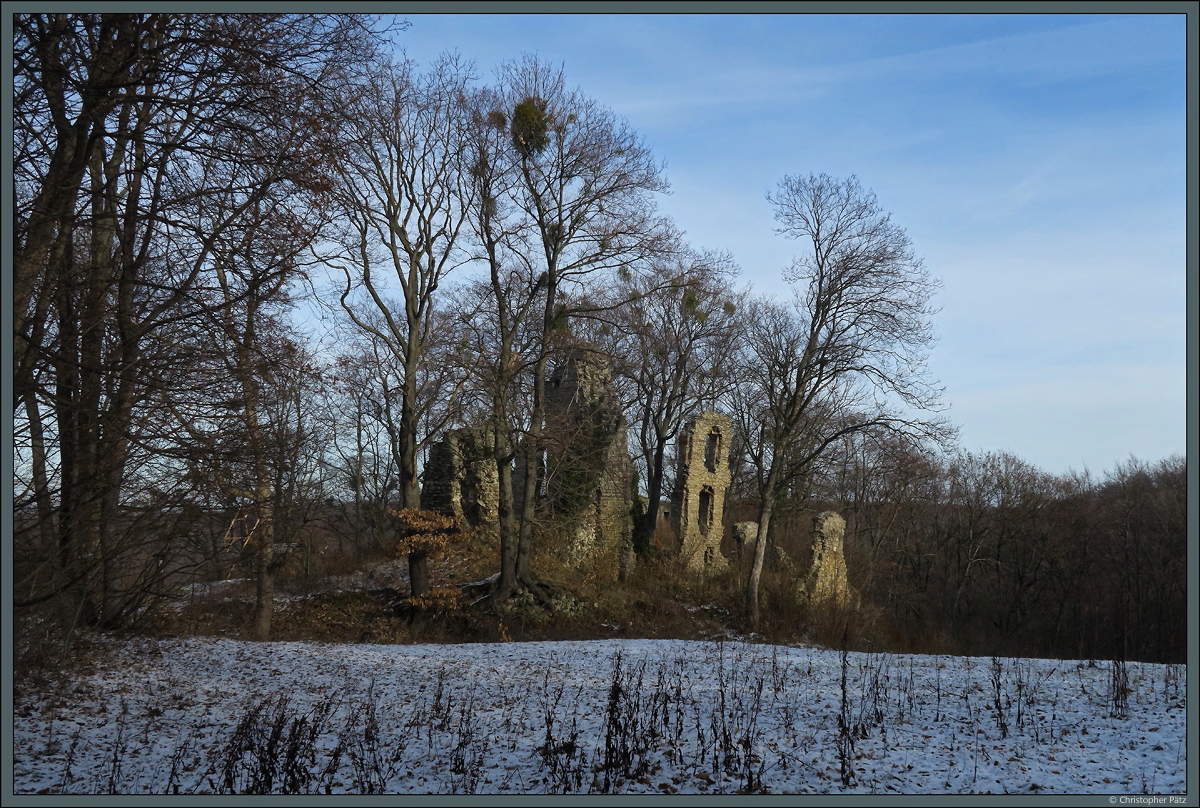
[672, 412, 732, 572]
[544, 354, 635, 578]
[422, 354, 635, 581]
[420, 426, 498, 530]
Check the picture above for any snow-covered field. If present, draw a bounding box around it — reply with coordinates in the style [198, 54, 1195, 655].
[11, 636, 1189, 795]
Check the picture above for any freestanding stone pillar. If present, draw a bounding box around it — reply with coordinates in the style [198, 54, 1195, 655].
[798, 511, 853, 608]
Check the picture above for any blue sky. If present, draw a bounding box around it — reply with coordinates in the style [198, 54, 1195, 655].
[390, 11, 1188, 478]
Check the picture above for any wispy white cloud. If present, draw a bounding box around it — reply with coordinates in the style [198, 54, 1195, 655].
[575, 15, 1184, 126]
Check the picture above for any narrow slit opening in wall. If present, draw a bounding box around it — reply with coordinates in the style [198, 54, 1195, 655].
[704, 429, 720, 472]
[699, 486, 714, 534]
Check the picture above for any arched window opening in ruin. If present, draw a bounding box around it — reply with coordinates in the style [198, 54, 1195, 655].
[699, 486, 714, 534]
[704, 428, 721, 472]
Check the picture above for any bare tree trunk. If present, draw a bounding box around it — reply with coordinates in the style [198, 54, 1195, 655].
[746, 464, 780, 631]
[245, 392, 276, 642]
[96, 370, 136, 628]
[746, 504, 775, 631]
[54, 250, 89, 622]
[92, 123, 142, 628]
[516, 286, 554, 586]
[251, 535, 275, 641]
[516, 405, 543, 584]
[399, 349, 423, 510]
[640, 440, 668, 551]
[401, 345, 428, 600]
[408, 552, 430, 602]
[21, 392, 56, 552]
[493, 408, 518, 605]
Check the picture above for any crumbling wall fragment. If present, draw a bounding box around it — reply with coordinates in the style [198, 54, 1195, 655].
[733, 521, 759, 559]
[544, 353, 635, 578]
[797, 511, 854, 609]
[420, 426, 498, 530]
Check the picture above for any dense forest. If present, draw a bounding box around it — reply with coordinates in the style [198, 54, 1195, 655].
[12, 14, 1187, 671]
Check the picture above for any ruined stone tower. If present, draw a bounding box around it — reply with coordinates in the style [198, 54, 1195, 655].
[544, 353, 635, 578]
[672, 412, 732, 572]
[420, 426, 498, 530]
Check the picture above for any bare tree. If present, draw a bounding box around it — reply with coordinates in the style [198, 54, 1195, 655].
[323, 345, 403, 558]
[739, 173, 954, 630]
[323, 53, 475, 599]
[458, 84, 545, 605]
[208, 210, 328, 640]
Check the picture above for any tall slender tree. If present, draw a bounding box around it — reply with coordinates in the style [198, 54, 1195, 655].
[738, 174, 954, 629]
[324, 53, 476, 599]
[459, 85, 543, 604]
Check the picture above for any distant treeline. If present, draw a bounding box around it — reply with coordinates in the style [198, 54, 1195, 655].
[754, 447, 1187, 663]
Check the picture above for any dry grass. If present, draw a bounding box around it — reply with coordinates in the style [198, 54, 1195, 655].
[16, 512, 948, 657]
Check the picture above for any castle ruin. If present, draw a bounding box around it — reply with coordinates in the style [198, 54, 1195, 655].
[671, 412, 732, 572]
[420, 358, 745, 581]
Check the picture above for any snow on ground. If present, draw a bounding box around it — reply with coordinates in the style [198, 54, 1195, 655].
[11, 636, 1188, 795]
